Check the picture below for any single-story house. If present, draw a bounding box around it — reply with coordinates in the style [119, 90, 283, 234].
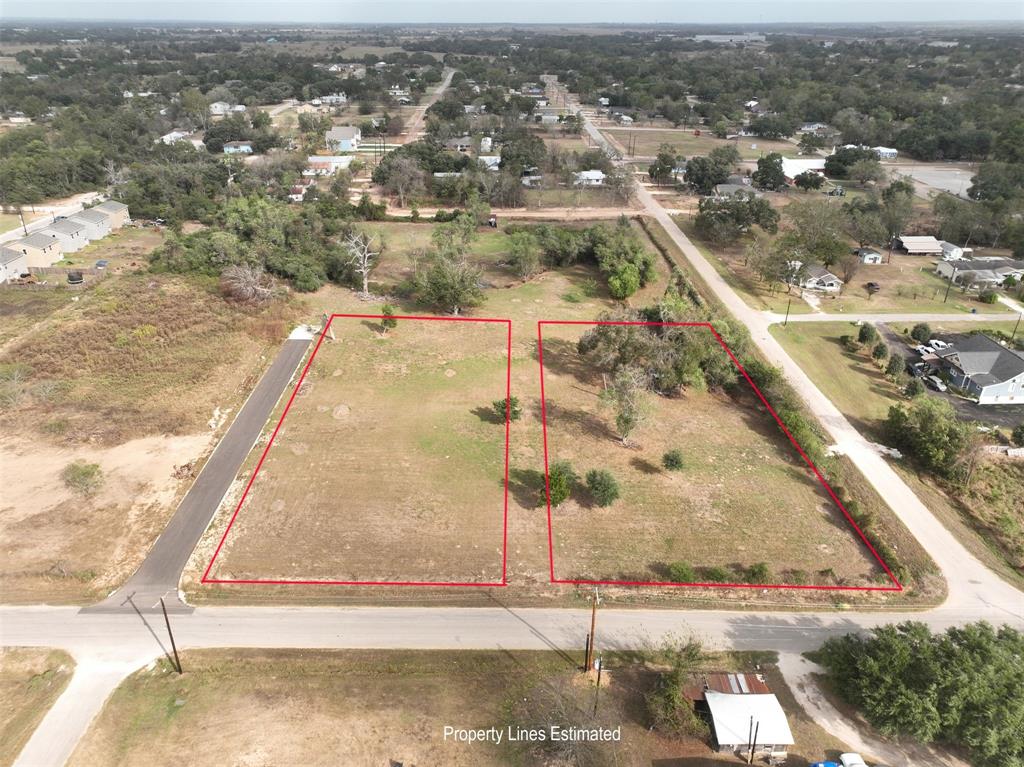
[873, 146, 898, 160]
[798, 121, 830, 133]
[797, 264, 843, 292]
[896, 235, 944, 256]
[573, 169, 607, 187]
[158, 130, 191, 145]
[40, 218, 89, 252]
[1, 246, 29, 283]
[326, 126, 361, 152]
[854, 247, 884, 264]
[597, 97, 610, 107]
[713, 184, 761, 200]
[68, 209, 112, 241]
[933, 334, 1024, 404]
[477, 155, 501, 171]
[223, 140, 254, 155]
[935, 257, 1024, 288]
[321, 92, 348, 105]
[304, 155, 353, 176]
[209, 101, 234, 116]
[288, 185, 308, 202]
[92, 200, 130, 229]
[704, 691, 794, 759]
[616, 114, 634, 125]
[9, 232, 64, 268]
[781, 157, 825, 183]
[445, 136, 473, 152]
[479, 136, 493, 153]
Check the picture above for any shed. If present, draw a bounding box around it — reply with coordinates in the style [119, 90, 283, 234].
[897, 235, 944, 256]
[705, 691, 794, 757]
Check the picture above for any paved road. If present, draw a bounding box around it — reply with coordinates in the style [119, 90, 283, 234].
[777, 310, 1012, 324]
[0, 193, 105, 245]
[88, 330, 313, 612]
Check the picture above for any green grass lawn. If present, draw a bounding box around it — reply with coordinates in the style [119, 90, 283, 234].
[0, 649, 74, 767]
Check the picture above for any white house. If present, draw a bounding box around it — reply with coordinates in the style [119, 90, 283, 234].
[321, 92, 348, 105]
[479, 136, 493, 153]
[325, 126, 361, 152]
[9, 232, 64, 268]
[935, 257, 1024, 288]
[1, 246, 29, 283]
[705, 691, 794, 759]
[303, 155, 354, 176]
[940, 240, 971, 260]
[854, 248, 884, 264]
[796, 263, 843, 292]
[574, 169, 607, 187]
[897, 235, 944, 256]
[781, 157, 826, 183]
[68, 209, 111, 241]
[597, 97, 610, 107]
[40, 219, 89, 252]
[616, 114, 634, 125]
[158, 130, 191, 145]
[477, 155, 502, 171]
[208, 101, 233, 116]
[872, 146, 899, 160]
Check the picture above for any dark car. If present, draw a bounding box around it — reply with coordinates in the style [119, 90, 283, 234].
[866, 281, 881, 293]
[95, 259, 109, 269]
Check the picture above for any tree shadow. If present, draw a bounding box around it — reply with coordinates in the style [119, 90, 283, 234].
[360, 319, 385, 335]
[545, 400, 618, 442]
[508, 467, 546, 509]
[472, 405, 503, 424]
[630, 456, 662, 475]
[537, 336, 603, 387]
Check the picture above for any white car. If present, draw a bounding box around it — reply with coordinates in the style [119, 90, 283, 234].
[930, 339, 950, 350]
[914, 344, 932, 355]
[840, 754, 869, 767]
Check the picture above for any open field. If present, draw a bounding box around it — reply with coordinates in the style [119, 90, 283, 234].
[523, 187, 635, 209]
[202, 315, 511, 584]
[771, 321, 1024, 587]
[54, 227, 165, 272]
[539, 322, 887, 588]
[604, 128, 800, 160]
[67, 648, 848, 767]
[0, 649, 74, 767]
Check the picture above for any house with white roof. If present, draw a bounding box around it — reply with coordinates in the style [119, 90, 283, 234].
[40, 219, 89, 252]
[781, 157, 826, 183]
[68, 209, 111, 241]
[704, 691, 794, 759]
[573, 170, 607, 187]
[326, 126, 361, 152]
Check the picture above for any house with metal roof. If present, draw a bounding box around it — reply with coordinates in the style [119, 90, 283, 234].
[933, 334, 1024, 404]
[896, 235, 944, 256]
[704, 691, 794, 760]
[325, 126, 361, 152]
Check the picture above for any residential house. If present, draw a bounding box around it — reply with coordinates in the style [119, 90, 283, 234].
[158, 130, 191, 145]
[325, 126, 361, 152]
[92, 201, 130, 229]
[9, 232, 64, 268]
[616, 114, 634, 125]
[321, 92, 348, 106]
[1, 246, 29, 283]
[854, 247, 884, 264]
[713, 184, 761, 200]
[933, 334, 1024, 404]
[935, 257, 1024, 288]
[597, 97, 610, 107]
[873, 146, 898, 160]
[303, 155, 354, 176]
[478, 155, 502, 172]
[796, 264, 843, 292]
[68, 209, 111, 241]
[896, 235, 945, 256]
[798, 121, 830, 133]
[445, 136, 473, 153]
[781, 157, 826, 183]
[479, 136, 493, 153]
[209, 101, 234, 116]
[388, 85, 410, 98]
[223, 140, 254, 155]
[538, 113, 560, 125]
[573, 169, 607, 187]
[40, 219, 89, 252]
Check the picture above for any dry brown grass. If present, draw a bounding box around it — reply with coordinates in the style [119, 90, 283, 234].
[0, 648, 74, 767]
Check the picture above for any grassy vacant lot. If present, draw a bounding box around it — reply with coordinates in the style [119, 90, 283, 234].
[540, 323, 886, 587]
[203, 316, 510, 583]
[54, 227, 164, 272]
[771, 321, 1024, 587]
[0, 649, 73, 767]
[604, 128, 799, 160]
[68, 648, 846, 767]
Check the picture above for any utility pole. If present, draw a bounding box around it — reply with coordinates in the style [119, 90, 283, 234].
[943, 265, 958, 303]
[784, 297, 792, 326]
[18, 207, 28, 236]
[160, 597, 183, 674]
[585, 588, 599, 669]
[592, 656, 603, 715]
[1012, 311, 1021, 342]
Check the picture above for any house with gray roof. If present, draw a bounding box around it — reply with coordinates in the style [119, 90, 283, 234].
[40, 218, 89, 252]
[9, 232, 63, 267]
[1, 246, 29, 283]
[68, 208, 112, 241]
[92, 200, 130, 229]
[933, 334, 1024, 405]
[325, 126, 361, 152]
[797, 264, 843, 293]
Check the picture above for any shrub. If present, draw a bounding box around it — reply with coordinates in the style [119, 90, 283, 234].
[62, 460, 103, 496]
[978, 290, 998, 304]
[492, 396, 522, 422]
[667, 561, 697, 582]
[872, 341, 889, 362]
[858, 323, 878, 344]
[910, 323, 932, 343]
[586, 469, 620, 507]
[662, 449, 685, 471]
[841, 334, 860, 352]
[905, 378, 926, 397]
[547, 460, 577, 506]
[745, 562, 772, 583]
[702, 566, 731, 583]
[1012, 423, 1024, 447]
[885, 355, 904, 378]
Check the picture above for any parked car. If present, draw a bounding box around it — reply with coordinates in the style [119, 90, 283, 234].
[925, 375, 948, 392]
[914, 344, 932, 355]
[839, 755, 868, 767]
[95, 259, 109, 269]
[930, 339, 950, 350]
[865, 281, 881, 293]
[906, 360, 927, 377]
[811, 762, 839, 767]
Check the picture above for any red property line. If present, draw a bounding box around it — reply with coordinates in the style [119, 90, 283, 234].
[536, 320, 903, 593]
[202, 313, 512, 588]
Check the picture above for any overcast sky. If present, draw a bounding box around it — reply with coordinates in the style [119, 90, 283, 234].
[3, 0, 1022, 24]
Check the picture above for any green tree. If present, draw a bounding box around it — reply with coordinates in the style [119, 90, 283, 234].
[872, 341, 889, 363]
[751, 152, 786, 191]
[885, 354, 904, 378]
[416, 255, 483, 315]
[547, 460, 577, 507]
[1011, 423, 1024, 447]
[858, 323, 879, 344]
[886, 398, 971, 479]
[666, 561, 697, 582]
[492, 396, 522, 422]
[600, 366, 650, 444]
[662, 449, 684, 471]
[905, 378, 926, 397]
[648, 144, 680, 185]
[684, 155, 729, 195]
[910, 323, 932, 343]
[380, 303, 397, 336]
[585, 469, 620, 507]
[508, 231, 541, 279]
[794, 171, 824, 191]
[850, 157, 886, 186]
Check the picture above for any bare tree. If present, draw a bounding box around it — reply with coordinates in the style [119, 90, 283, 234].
[219, 264, 277, 304]
[104, 160, 128, 191]
[383, 155, 425, 208]
[345, 231, 381, 296]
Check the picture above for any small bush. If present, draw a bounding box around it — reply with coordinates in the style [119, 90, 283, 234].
[492, 396, 522, 422]
[978, 290, 998, 304]
[841, 334, 860, 352]
[872, 341, 889, 362]
[547, 460, 577, 507]
[662, 449, 685, 471]
[910, 323, 932, 343]
[905, 378, 926, 397]
[744, 562, 772, 583]
[62, 460, 103, 496]
[586, 469, 620, 507]
[1012, 423, 1024, 447]
[667, 561, 697, 582]
[858, 323, 878, 344]
[702, 566, 731, 583]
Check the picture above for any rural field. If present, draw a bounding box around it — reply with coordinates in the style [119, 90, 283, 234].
[539, 322, 887, 588]
[201, 315, 512, 584]
[604, 128, 800, 160]
[0, 648, 73, 767]
[66, 648, 850, 767]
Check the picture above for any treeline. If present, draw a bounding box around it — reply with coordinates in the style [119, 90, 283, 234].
[818, 622, 1024, 767]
